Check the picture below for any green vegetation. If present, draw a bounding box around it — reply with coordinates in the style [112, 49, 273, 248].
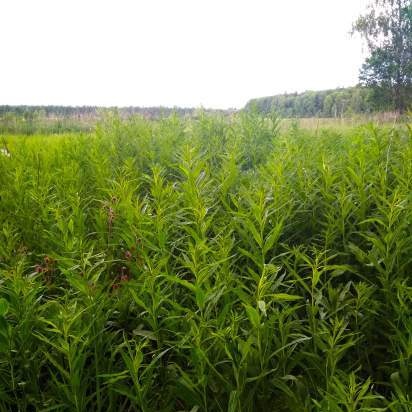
[0, 106, 233, 135]
[0, 112, 411, 411]
[248, 0, 412, 118]
[245, 86, 411, 118]
[353, 0, 412, 113]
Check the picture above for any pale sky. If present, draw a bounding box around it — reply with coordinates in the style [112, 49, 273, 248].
[0, 0, 369, 109]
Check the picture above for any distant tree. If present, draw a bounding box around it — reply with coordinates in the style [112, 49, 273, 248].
[352, 0, 412, 113]
[245, 87, 379, 118]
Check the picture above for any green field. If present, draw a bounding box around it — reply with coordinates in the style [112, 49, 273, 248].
[0, 112, 411, 411]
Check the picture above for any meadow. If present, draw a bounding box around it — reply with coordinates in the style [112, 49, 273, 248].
[0, 111, 411, 411]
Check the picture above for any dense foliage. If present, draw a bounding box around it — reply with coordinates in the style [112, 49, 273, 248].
[0, 113, 411, 411]
[244, 86, 411, 118]
[353, 0, 412, 113]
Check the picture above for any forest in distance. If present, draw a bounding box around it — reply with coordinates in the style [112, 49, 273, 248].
[0, 85, 411, 136]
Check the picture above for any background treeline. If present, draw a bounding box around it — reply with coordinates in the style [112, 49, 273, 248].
[1, 84, 410, 135]
[0, 106, 234, 135]
[245, 86, 411, 118]
[0, 105, 201, 118]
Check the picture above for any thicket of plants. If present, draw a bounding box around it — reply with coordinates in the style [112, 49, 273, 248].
[0, 112, 411, 411]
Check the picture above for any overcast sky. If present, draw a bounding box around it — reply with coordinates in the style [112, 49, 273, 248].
[0, 0, 369, 109]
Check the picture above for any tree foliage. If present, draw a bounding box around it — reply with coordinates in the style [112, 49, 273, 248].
[245, 87, 395, 118]
[353, 0, 412, 112]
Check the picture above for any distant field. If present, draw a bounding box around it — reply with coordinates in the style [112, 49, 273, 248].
[281, 112, 407, 130]
[0, 113, 411, 411]
[1, 108, 409, 135]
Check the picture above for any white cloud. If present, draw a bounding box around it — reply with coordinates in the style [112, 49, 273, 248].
[0, 0, 369, 109]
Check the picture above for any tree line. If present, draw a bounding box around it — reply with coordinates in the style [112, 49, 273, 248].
[0, 106, 236, 134]
[0, 106, 199, 119]
[244, 86, 408, 118]
[248, 0, 411, 117]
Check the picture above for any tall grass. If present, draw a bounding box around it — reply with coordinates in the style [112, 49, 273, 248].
[0, 112, 411, 411]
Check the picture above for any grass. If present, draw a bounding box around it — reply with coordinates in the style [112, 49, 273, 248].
[0, 111, 411, 411]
